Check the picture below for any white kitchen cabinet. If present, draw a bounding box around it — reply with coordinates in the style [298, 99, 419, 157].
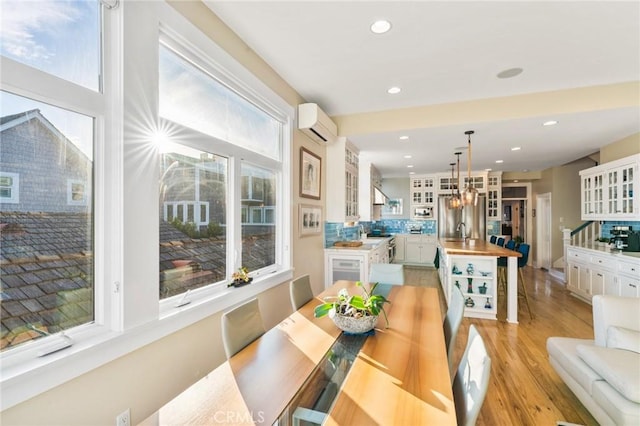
[566, 246, 640, 302]
[326, 137, 359, 222]
[358, 160, 382, 221]
[404, 235, 437, 265]
[579, 153, 639, 220]
[487, 172, 502, 220]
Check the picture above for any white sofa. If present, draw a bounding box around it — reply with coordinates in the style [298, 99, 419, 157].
[547, 295, 640, 425]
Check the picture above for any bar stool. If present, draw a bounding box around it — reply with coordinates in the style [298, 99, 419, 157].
[496, 237, 505, 247]
[489, 235, 497, 244]
[497, 244, 533, 320]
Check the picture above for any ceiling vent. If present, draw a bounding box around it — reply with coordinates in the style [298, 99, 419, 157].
[298, 103, 337, 144]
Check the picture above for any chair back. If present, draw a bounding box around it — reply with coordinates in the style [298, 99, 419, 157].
[290, 274, 314, 311]
[505, 239, 516, 250]
[496, 237, 505, 247]
[517, 243, 530, 268]
[221, 298, 265, 359]
[369, 263, 404, 285]
[453, 325, 492, 426]
[489, 235, 497, 244]
[444, 286, 465, 381]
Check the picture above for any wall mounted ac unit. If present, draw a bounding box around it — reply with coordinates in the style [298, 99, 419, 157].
[298, 103, 338, 144]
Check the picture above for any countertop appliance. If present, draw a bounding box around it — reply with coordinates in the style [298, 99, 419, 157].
[438, 194, 486, 240]
[611, 226, 633, 251]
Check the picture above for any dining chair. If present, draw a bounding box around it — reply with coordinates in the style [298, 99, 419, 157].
[489, 235, 497, 244]
[444, 285, 465, 382]
[453, 325, 492, 426]
[369, 263, 404, 285]
[290, 274, 314, 311]
[221, 298, 265, 359]
[496, 237, 505, 247]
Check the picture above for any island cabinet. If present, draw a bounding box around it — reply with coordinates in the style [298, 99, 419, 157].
[438, 247, 498, 320]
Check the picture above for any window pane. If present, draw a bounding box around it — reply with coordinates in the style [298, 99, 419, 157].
[0, 0, 101, 91]
[0, 92, 94, 352]
[159, 45, 280, 159]
[241, 163, 275, 272]
[159, 146, 228, 300]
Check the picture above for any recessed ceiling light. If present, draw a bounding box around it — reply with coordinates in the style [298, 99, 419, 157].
[407, 165, 414, 168]
[514, 180, 519, 183]
[497, 67, 523, 79]
[523, 169, 529, 172]
[370, 20, 391, 34]
[495, 160, 504, 164]
[399, 135, 409, 140]
[403, 155, 412, 159]
[409, 171, 415, 175]
[511, 147, 521, 151]
[485, 168, 492, 171]
[543, 120, 558, 126]
[387, 86, 401, 94]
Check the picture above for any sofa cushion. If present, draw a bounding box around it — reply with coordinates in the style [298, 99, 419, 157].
[547, 337, 602, 394]
[577, 344, 640, 403]
[592, 380, 640, 426]
[607, 326, 640, 354]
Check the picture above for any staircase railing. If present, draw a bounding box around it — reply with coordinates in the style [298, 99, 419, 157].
[562, 221, 601, 282]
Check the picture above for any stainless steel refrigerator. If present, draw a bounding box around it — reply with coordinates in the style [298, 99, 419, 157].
[438, 195, 486, 240]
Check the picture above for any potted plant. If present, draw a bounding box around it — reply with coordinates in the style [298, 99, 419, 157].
[314, 281, 390, 333]
[228, 266, 252, 287]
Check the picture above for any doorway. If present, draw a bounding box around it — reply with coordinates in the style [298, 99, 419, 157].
[501, 182, 532, 244]
[536, 193, 552, 270]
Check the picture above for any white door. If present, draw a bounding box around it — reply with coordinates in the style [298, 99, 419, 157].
[536, 193, 552, 270]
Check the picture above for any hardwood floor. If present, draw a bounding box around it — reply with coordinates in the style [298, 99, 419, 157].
[404, 265, 598, 426]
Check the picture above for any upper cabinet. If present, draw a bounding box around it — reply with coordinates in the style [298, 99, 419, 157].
[359, 160, 382, 222]
[410, 175, 436, 220]
[487, 172, 502, 220]
[580, 153, 639, 220]
[326, 137, 360, 223]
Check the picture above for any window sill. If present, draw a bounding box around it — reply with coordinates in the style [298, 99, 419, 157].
[0, 269, 293, 411]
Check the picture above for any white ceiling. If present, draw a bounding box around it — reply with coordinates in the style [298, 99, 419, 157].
[206, 1, 640, 178]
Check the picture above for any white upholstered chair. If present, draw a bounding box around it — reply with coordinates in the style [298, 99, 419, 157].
[290, 274, 314, 311]
[444, 285, 465, 382]
[368, 263, 404, 285]
[221, 298, 265, 359]
[453, 325, 492, 426]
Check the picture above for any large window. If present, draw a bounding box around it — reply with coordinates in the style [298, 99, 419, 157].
[0, 0, 100, 353]
[158, 40, 285, 301]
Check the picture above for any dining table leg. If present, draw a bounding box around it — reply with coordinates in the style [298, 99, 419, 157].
[506, 256, 519, 323]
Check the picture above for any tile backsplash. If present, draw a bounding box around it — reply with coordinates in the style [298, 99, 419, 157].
[601, 221, 640, 237]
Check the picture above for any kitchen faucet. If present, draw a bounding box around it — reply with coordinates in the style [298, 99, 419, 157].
[456, 222, 467, 242]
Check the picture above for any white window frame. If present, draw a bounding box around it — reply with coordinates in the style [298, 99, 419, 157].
[67, 179, 88, 205]
[0, 172, 19, 203]
[0, 2, 294, 411]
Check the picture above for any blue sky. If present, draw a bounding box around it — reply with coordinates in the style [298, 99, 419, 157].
[0, 0, 99, 158]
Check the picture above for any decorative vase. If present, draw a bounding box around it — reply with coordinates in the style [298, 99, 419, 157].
[467, 278, 473, 293]
[331, 313, 378, 334]
[466, 263, 475, 275]
[478, 283, 488, 294]
[465, 297, 475, 308]
[485, 298, 492, 309]
[455, 280, 460, 289]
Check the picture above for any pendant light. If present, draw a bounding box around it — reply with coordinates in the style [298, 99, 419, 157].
[449, 153, 462, 209]
[462, 130, 479, 206]
[447, 162, 458, 209]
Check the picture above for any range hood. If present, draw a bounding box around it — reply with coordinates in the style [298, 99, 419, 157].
[373, 186, 389, 205]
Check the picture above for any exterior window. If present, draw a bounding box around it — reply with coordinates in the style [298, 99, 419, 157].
[159, 147, 228, 300]
[0, 0, 101, 91]
[67, 179, 88, 205]
[0, 93, 95, 352]
[0, 172, 19, 203]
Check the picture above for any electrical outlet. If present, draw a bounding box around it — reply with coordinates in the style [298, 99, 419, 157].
[116, 409, 130, 426]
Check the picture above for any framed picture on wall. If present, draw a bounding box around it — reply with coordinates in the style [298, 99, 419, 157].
[300, 147, 321, 200]
[299, 204, 322, 236]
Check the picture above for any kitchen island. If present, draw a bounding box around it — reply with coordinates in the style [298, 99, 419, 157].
[438, 239, 522, 323]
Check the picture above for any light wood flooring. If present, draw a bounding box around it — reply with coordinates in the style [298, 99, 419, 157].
[404, 265, 598, 426]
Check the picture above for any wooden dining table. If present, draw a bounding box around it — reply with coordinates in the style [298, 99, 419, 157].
[140, 281, 456, 425]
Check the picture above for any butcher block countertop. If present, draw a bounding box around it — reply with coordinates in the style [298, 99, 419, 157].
[438, 239, 522, 258]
